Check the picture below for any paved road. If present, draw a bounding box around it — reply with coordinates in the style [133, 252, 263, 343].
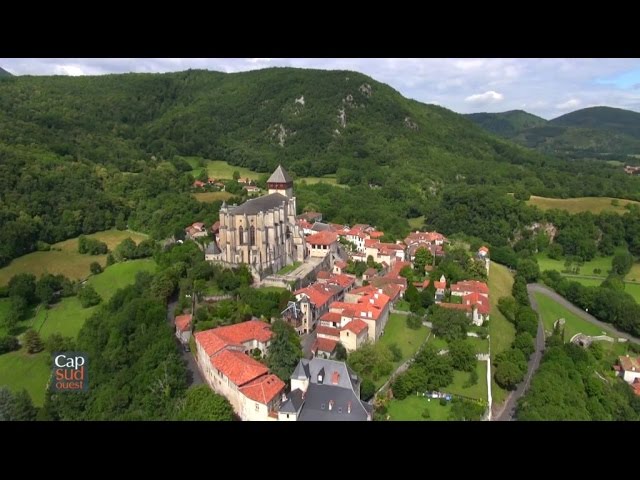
[528, 283, 640, 344]
[301, 331, 317, 359]
[166, 298, 203, 387]
[493, 285, 545, 421]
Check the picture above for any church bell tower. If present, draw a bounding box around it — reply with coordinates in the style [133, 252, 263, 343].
[267, 164, 294, 198]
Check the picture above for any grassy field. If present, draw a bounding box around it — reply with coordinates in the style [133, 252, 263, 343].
[488, 262, 516, 355]
[186, 158, 348, 188]
[387, 395, 452, 421]
[533, 292, 619, 340]
[487, 261, 516, 405]
[185, 158, 262, 180]
[0, 351, 49, 406]
[526, 196, 640, 214]
[407, 216, 425, 230]
[0, 229, 149, 285]
[536, 251, 618, 278]
[380, 313, 429, 366]
[193, 191, 235, 202]
[569, 277, 603, 288]
[0, 259, 157, 406]
[257, 286, 290, 294]
[445, 361, 488, 402]
[277, 262, 301, 275]
[627, 262, 640, 282]
[394, 300, 411, 311]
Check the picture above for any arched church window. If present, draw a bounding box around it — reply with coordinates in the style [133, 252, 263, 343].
[238, 226, 244, 245]
[250, 226, 256, 246]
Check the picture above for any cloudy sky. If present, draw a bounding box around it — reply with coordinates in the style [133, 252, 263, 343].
[2, 58, 640, 119]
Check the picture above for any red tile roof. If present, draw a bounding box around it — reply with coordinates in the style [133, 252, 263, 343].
[313, 337, 338, 354]
[295, 283, 341, 307]
[451, 280, 489, 295]
[462, 292, 490, 315]
[364, 238, 379, 248]
[306, 230, 338, 246]
[213, 319, 273, 344]
[319, 311, 342, 324]
[211, 221, 220, 233]
[335, 260, 347, 269]
[175, 314, 192, 332]
[317, 270, 331, 279]
[479, 246, 489, 253]
[344, 318, 368, 335]
[193, 180, 206, 188]
[195, 329, 234, 357]
[239, 374, 285, 404]
[369, 231, 384, 239]
[364, 267, 378, 277]
[316, 325, 341, 338]
[326, 273, 356, 289]
[619, 355, 640, 372]
[210, 349, 269, 386]
[192, 222, 205, 230]
[404, 231, 447, 245]
[298, 219, 313, 229]
[434, 281, 446, 290]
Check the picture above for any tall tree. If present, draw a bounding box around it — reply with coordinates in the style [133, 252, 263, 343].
[266, 320, 303, 383]
[24, 329, 44, 354]
[176, 385, 235, 421]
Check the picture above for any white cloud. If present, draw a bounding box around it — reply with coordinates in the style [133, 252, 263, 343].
[556, 98, 581, 110]
[464, 90, 504, 104]
[54, 65, 85, 76]
[246, 58, 272, 64]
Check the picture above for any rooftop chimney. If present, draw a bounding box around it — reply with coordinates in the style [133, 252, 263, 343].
[332, 371, 340, 385]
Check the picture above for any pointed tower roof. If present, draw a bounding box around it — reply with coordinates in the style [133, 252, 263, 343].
[267, 164, 293, 184]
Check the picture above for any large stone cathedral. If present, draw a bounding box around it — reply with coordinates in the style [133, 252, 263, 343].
[209, 165, 307, 279]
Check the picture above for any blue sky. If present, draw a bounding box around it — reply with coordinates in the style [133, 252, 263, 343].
[2, 58, 640, 119]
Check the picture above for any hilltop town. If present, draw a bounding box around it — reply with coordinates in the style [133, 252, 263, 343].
[175, 165, 494, 421]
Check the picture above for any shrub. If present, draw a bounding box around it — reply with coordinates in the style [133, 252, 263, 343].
[0, 335, 20, 354]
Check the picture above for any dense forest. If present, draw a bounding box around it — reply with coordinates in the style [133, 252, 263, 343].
[1, 69, 639, 266]
[466, 106, 640, 161]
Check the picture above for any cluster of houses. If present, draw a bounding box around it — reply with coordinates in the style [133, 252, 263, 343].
[624, 165, 640, 176]
[189, 318, 371, 421]
[614, 354, 640, 396]
[175, 191, 496, 420]
[192, 176, 261, 193]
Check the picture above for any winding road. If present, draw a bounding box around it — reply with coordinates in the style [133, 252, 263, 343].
[527, 283, 640, 344]
[493, 285, 545, 421]
[166, 297, 203, 387]
[494, 282, 640, 421]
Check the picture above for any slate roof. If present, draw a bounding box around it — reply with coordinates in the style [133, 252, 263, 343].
[228, 193, 289, 215]
[205, 242, 221, 255]
[297, 383, 369, 421]
[286, 358, 370, 420]
[279, 388, 305, 414]
[267, 165, 293, 184]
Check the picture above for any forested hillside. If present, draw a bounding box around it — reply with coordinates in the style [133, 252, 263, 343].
[1, 68, 639, 266]
[466, 106, 640, 160]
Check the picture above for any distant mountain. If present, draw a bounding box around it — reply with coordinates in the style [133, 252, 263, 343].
[550, 106, 640, 137]
[464, 110, 547, 137]
[0, 66, 12, 76]
[467, 106, 640, 160]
